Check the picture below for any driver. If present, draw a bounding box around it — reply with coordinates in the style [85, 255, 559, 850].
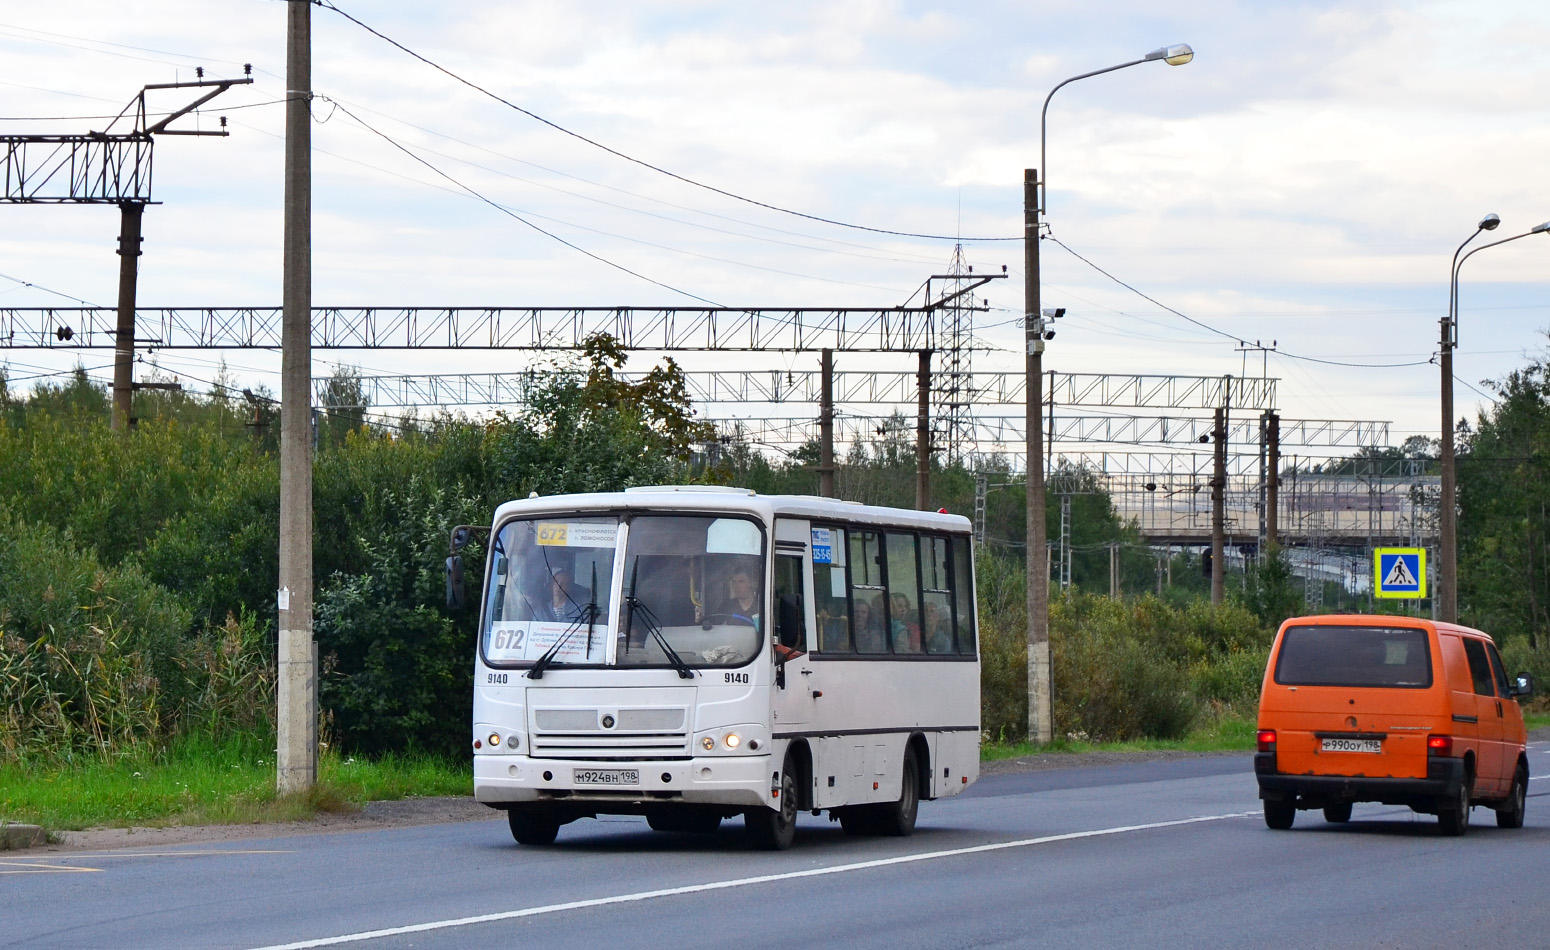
[708, 564, 762, 631]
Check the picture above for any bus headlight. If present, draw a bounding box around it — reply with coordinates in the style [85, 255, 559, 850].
[701, 736, 716, 751]
[506, 734, 520, 750]
[723, 733, 741, 749]
[488, 732, 501, 748]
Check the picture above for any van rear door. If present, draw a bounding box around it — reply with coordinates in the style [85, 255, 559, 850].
[1266, 624, 1438, 779]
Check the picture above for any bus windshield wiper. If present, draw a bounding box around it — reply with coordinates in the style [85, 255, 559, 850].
[528, 565, 602, 680]
[624, 559, 695, 679]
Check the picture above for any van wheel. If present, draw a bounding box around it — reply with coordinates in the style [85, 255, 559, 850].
[745, 753, 798, 850]
[1264, 800, 1295, 830]
[1322, 802, 1352, 824]
[507, 809, 561, 846]
[1496, 764, 1528, 829]
[1437, 778, 1471, 837]
[875, 747, 920, 837]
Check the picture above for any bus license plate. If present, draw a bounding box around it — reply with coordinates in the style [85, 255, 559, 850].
[1321, 738, 1380, 753]
[573, 768, 640, 786]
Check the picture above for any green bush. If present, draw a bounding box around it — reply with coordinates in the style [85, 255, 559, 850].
[314, 475, 477, 755]
[1051, 593, 1199, 742]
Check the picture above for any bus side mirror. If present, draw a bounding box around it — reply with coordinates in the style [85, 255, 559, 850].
[1514, 672, 1534, 699]
[445, 555, 465, 611]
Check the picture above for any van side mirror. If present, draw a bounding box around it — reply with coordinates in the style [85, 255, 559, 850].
[1514, 672, 1534, 700]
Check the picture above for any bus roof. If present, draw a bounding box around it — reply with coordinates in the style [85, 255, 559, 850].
[491, 486, 972, 533]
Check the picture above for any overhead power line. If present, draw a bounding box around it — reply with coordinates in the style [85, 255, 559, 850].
[1046, 236, 1435, 370]
[327, 100, 721, 306]
[317, 0, 1018, 243]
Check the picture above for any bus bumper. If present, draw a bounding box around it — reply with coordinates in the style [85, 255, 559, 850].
[474, 753, 774, 810]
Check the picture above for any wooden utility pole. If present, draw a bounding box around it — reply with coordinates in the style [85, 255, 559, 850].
[277, 0, 317, 795]
[916, 349, 931, 509]
[818, 348, 835, 498]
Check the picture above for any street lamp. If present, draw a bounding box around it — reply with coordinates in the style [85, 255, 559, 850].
[1024, 44, 1192, 745]
[1436, 216, 1550, 623]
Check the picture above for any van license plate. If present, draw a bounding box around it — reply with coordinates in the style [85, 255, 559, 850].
[573, 768, 640, 786]
[1321, 738, 1380, 753]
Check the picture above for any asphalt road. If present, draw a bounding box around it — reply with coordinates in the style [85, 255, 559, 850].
[7, 745, 1550, 950]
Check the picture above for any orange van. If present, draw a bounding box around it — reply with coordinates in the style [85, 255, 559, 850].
[1255, 614, 1534, 835]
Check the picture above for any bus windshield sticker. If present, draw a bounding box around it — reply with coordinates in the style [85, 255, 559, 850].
[811, 528, 833, 564]
[487, 620, 606, 663]
[706, 518, 761, 555]
[535, 523, 618, 548]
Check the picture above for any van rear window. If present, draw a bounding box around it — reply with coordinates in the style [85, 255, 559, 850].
[1274, 626, 1432, 688]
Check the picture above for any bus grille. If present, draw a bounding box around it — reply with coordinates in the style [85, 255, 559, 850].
[529, 707, 691, 760]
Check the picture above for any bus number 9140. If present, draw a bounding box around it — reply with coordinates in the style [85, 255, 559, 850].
[724, 672, 750, 684]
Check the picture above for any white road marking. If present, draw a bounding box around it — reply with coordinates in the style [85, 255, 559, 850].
[0, 860, 101, 875]
[245, 811, 1259, 950]
[68, 849, 293, 858]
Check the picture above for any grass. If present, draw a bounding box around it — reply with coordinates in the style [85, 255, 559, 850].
[981, 714, 1258, 762]
[0, 735, 471, 832]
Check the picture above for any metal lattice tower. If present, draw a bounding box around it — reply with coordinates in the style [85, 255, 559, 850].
[934, 244, 975, 464]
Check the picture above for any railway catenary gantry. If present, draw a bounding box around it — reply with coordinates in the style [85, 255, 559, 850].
[3, 306, 981, 352]
[313, 370, 1286, 415]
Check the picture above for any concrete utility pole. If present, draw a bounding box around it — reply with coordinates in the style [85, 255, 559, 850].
[1024, 168, 1051, 745]
[277, 0, 317, 795]
[916, 349, 931, 510]
[1211, 405, 1227, 605]
[819, 348, 835, 498]
[112, 203, 144, 429]
[1266, 411, 1280, 550]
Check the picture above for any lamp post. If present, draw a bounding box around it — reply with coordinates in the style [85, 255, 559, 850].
[1437, 216, 1550, 623]
[1025, 43, 1193, 745]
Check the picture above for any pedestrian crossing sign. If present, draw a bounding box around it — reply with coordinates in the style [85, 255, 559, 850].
[1374, 548, 1426, 599]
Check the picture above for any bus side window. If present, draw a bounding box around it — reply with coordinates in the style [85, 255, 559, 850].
[850, 529, 888, 654]
[811, 526, 851, 653]
[951, 536, 976, 654]
[921, 535, 954, 655]
[884, 532, 921, 654]
[774, 554, 806, 654]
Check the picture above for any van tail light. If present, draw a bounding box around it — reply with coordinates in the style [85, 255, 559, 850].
[1427, 735, 1453, 756]
[1257, 729, 1277, 752]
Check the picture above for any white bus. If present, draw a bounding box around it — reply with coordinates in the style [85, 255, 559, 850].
[471, 486, 980, 850]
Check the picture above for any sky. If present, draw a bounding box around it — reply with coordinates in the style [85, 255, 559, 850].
[2, 0, 1548, 464]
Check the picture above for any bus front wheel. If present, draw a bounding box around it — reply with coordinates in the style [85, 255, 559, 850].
[507, 808, 561, 846]
[745, 753, 798, 850]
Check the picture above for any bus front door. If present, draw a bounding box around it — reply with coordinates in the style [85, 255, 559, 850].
[771, 551, 813, 728]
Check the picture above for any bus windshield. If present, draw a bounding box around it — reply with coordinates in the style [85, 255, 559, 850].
[617, 514, 765, 669]
[483, 517, 619, 667]
[480, 512, 765, 670]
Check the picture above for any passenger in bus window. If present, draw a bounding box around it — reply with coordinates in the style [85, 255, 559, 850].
[818, 608, 850, 652]
[853, 597, 887, 653]
[890, 593, 921, 653]
[923, 600, 954, 654]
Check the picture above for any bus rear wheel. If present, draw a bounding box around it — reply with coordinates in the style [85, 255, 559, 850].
[507, 808, 561, 846]
[745, 753, 798, 850]
[837, 747, 920, 837]
[876, 747, 920, 837]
